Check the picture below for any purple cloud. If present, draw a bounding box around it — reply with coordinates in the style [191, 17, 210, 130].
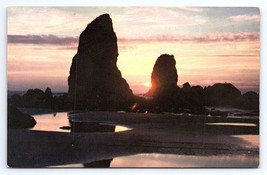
[8, 32, 259, 46]
[118, 32, 259, 43]
[8, 34, 78, 45]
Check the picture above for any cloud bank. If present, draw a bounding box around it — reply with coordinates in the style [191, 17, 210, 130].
[8, 34, 78, 45]
[119, 32, 259, 43]
[8, 32, 259, 45]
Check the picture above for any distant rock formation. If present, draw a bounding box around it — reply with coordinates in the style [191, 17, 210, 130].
[8, 105, 36, 129]
[238, 91, 259, 110]
[9, 88, 54, 108]
[204, 83, 242, 107]
[68, 14, 133, 110]
[146, 54, 178, 97]
[179, 83, 205, 114]
[145, 54, 205, 114]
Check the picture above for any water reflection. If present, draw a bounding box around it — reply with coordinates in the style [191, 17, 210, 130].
[51, 151, 259, 168]
[83, 159, 113, 168]
[111, 153, 259, 167]
[27, 112, 258, 168]
[206, 123, 257, 127]
[30, 112, 131, 133]
[31, 112, 70, 133]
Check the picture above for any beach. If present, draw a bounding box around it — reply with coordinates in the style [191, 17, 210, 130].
[8, 110, 259, 168]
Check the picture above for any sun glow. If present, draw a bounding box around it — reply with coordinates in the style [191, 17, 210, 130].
[7, 7, 260, 94]
[142, 82, 151, 88]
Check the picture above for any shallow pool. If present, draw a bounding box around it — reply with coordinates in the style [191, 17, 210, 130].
[30, 112, 131, 133]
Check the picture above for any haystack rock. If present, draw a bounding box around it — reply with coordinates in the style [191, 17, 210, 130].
[145, 54, 178, 97]
[68, 14, 133, 110]
[145, 54, 181, 113]
[145, 55, 205, 114]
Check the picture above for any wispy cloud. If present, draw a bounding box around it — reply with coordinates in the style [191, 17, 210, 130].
[228, 15, 260, 22]
[8, 32, 259, 46]
[8, 35, 78, 45]
[119, 32, 259, 43]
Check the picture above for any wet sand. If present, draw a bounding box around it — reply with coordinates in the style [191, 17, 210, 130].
[8, 111, 259, 168]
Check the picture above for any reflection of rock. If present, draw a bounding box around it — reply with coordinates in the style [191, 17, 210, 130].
[83, 159, 113, 168]
[68, 14, 133, 110]
[8, 105, 36, 129]
[70, 122, 115, 133]
[204, 83, 242, 107]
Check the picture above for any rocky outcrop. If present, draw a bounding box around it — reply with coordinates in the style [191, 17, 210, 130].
[9, 88, 54, 109]
[238, 91, 259, 110]
[8, 105, 36, 129]
[204, 83, 242, 107]
[146, 54, 178, 97]
[178, 83, 205, 113]
[68, 14, 133, 110]
[145, 54, 205, 114]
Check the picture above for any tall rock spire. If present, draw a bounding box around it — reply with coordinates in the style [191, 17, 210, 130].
[68, 14, 133, 110]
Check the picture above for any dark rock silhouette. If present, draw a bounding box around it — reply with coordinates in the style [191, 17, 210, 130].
[9, 88, 73, 110]
[52, 93, 73, 110]
[146, 54, 178, 97]
[238, 91, 259, 110]
[179, 83, 205, 114]
[204, 83, 242, 107]
[68, 14, 133, 110]
[8, 105, 36, 129]
[9, 88, 54, 109]
[145, 54, 205, 114]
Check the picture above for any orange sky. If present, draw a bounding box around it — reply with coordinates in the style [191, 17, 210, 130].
[8, 7, 260, 94]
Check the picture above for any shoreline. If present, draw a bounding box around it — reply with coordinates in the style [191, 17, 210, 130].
[18, 108, 70, 116]
[8, 110, 259, 168]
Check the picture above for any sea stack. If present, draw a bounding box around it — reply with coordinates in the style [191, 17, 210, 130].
[145, 54, 180, 112]
[68, 14, 133, 110]
[146, 54, 178, 97]
[145, 54, 205, 114]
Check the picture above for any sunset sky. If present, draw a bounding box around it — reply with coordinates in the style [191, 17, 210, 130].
[7, 7, 260, 94]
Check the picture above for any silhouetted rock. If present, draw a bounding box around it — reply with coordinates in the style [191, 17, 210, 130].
[204, 83, 242, 107]
[238, 91, 259, 110]
[145, 55, 204, 114]
[146, 54, 178, 97]
[179, 84, 205, 113]
[45, 88, 53, 99]
[68, 14, 133, 111]
[9, 88, 54, 109]
[52, 93, 73, 110]
[183, 82, 191, 89]
[8, 105, 36, 129]
[9, 94, 23, 107]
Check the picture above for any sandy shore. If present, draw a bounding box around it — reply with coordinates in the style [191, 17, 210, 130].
[8, 111, 259, 168]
